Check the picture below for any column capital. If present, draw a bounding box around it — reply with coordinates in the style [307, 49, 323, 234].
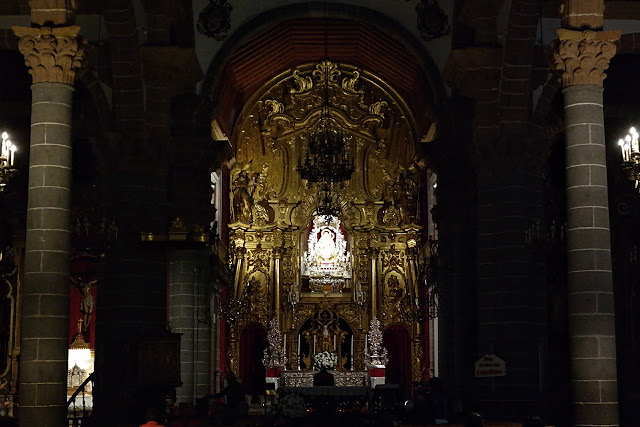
[11, 25, 86, 85]
[553, 29, 622, 88]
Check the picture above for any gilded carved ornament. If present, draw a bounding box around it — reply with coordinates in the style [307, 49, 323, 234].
[232, 61, 418, 221]
[291, 69, 313, 94]
[342, 70, 363, 94]
[12, 26, 86, 85]
[553, 29, 621, 87]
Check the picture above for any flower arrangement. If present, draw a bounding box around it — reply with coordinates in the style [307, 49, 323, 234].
[314, 350, 338, 370]
[277, 393, 306, 418]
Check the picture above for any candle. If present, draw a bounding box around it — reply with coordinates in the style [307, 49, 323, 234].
[283, 333, 287, 354]
[350, 336, 354, 370]
[333, 335, 336, 350]
[313, 335, 316, 354]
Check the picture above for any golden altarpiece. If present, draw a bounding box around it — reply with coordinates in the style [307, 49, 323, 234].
[226, 60, 428, 384]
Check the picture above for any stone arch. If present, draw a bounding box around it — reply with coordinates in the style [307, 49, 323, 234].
[76, 69, 113, 133]
[200, 3, 448, 141]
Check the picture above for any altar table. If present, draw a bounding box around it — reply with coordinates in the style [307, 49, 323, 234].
[281, 370, 369, 387]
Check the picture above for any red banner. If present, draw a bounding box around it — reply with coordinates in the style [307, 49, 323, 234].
[369, 368, 385, 377]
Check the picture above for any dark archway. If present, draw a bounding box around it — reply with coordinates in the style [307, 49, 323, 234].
[200, 4, 448, 140]
[383, 325, 412, 400]
[239, 324, 267, 395]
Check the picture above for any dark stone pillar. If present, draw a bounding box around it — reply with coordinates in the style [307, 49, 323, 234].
[563, 84, 619, 427]
[12, 25, 84, 426]
[554, 24, 621, 426]
[168, 248, 211, 405]
[475, 171, 546, 418]
[436, 170, 477, 413]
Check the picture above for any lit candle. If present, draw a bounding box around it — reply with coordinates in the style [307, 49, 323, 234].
[350, 336, 354, 370]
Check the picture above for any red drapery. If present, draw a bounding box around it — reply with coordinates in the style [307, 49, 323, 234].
[239, 324, 267, 395]
[383, 325, 411, 399]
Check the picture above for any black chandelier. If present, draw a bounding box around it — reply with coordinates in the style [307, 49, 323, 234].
[296, 64, 355, 216]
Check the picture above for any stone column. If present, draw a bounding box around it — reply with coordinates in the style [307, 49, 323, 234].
[168, 248, 211, 405]
[554, 24, 621, 427]
[11, 25, 84, 426]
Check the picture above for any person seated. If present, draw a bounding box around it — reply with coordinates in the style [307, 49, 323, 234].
[209, 371, 249, 425]
[313, 368, 335, 386]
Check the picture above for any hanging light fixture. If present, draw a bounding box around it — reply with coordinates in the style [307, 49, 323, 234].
[0, 132, 17, 191]
[618, 127, 640, 189]
[296, 7, 354, 217]
[295, 34, 355, 216]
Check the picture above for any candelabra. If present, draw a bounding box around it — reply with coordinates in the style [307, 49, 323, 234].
[296, 61, 355, 216]
[364, 317, 388, 367]
[262, 319, 287, 369]
[0, 132, 17, 190]
[618, 126, 640, 189]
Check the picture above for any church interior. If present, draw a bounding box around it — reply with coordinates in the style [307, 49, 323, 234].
[0, 0, 639, 426]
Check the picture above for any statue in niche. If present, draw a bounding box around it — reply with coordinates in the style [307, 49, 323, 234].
[391, 172, 418, 225]
[303, 308, 347, 362]
[387, 275, 403, 300]
[316, 229, 337, 263]
[301, 216, 352, 293]
[71, 276, 97, 335]
[231, 170, 255, 223]
[240, 276, 268, 324]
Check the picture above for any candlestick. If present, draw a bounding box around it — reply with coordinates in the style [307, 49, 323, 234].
[364, 333, 368, 354]
[350, 335, 354, 370]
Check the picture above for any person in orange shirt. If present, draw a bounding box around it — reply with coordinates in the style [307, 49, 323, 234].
[139, 407, 166, 427]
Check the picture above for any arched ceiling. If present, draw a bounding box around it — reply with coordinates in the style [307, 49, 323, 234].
[208, 18, 442, 140]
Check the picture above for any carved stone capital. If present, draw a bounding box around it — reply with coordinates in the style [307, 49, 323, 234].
[12, 26, 86, 85]
[553, 29, 621, 87]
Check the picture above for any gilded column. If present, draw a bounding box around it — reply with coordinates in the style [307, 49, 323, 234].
[11, 25, 85, 426]
[554, 14, 621, 425]
[274, 247, 282, 324]
[370, 248, 378, 319]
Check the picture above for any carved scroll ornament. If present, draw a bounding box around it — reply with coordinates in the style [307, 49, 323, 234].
[553, 29, 621, 87]
[12, 26, 86, 85]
